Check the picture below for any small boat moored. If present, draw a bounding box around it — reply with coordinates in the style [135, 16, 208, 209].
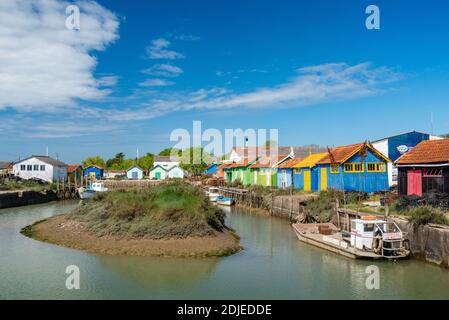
[78, 182, 109, 200]
[292, 216, 410, 260]
[78, 188, 96, 199]
[206, 187, 220, 202]
[216, 196, 235, 206]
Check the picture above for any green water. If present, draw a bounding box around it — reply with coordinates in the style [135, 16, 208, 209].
[1, 201, 449, 299]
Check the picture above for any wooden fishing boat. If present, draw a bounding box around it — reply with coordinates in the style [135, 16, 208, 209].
[292, 217, 410, 260]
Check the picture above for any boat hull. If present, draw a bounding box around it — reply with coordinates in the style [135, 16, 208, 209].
[79, 190, 96, 200]
[292, 224, 409, 260]
[216, 198, 234, 206]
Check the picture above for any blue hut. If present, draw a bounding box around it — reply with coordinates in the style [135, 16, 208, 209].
[292, 153, 327, 191]
[277, 158, 303, 189]
[316, 142, 391, 193]
[83, 165, 104, 180]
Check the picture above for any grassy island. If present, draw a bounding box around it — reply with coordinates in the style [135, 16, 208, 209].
[22, 182, 241, 257]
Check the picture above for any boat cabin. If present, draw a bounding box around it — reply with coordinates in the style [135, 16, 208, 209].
[91, 182, 108, 192]
[350, 217, 404, 256]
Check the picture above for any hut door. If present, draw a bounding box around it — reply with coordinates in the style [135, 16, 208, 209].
[407, 169, 422, 196]
[320, 168, 327, 191]
[304, 170, 311, 192]
[282, 170, 287, 189]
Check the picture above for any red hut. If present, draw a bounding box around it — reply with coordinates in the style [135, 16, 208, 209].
[395, 139, 449, 196]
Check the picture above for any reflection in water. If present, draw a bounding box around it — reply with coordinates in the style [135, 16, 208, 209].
[1, 201, 449, 299]
[98, 255, 219, 287]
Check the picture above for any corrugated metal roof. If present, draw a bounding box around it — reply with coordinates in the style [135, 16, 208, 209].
[248, 155, 288, 168]
[154, 156, 177, 162]
[0, 161, 11, 169]
[277, 158, 304, 168]
[317, 143, 391, 165]
[293, 153, 327, 168]
[67, 164, 81, 173]
[227, 158, 257, 168]
[395, 139, 449, 165]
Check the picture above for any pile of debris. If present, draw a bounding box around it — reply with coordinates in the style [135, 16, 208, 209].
[395, 192, 449, 211]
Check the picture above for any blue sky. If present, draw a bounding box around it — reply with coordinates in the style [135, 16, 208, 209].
[1, 0, 449, 163]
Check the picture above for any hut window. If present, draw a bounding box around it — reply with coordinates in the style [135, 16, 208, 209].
[27, 165, 32, 171]
[40, 165, 45, 171]
[20, 165, 26, 171]
[33, 165, 39, 171]
[344, 163, 364, 173]
[367, 163, 386, 172]
[330, 165, 340, 174]
[423, 168, 443, 177]
[294, 168, 301, 174]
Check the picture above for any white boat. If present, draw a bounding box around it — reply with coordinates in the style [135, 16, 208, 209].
[292, 216, 410, 260]
[78, 188, 96, 199]
[91, 182, 108, 192]
[78, 182, 109, 200]
[216, 196, 235, 206]
[206, 187, 220, 202]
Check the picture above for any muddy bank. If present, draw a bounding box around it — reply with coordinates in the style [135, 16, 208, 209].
[394, 218, 449, 268]
[0, 190, 58, 209]
[22, 215, 241, 258]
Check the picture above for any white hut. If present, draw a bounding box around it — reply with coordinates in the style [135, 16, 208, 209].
[126, 165, 144, 180]
[13, 155, 67, 183]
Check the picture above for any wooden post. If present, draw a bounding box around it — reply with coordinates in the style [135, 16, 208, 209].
[336, 198, 341, 228]
[290, 183, 293, 218]
[384, 200, 389, 219]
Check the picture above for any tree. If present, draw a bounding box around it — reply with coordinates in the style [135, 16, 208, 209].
[83, 156, 105, 168]
[178, 147, 218, 175]
[137, 153, 154, 171]
[106, 152, 126, 169]
[159, 148, 181, 157]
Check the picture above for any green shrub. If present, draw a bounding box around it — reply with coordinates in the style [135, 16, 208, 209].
[407, 205, 449, 227]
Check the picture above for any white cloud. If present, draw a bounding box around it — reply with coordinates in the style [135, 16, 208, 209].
[139, 78, 175, 87]
[97, 75, 119, 87]
[146, 38, 184, 60]
[102, 62, 402, 121]
[29, 122, 121, 138]
[0, 0, 119, 112]
[141, 64, 183, 77]
[174, 34, 201, 41]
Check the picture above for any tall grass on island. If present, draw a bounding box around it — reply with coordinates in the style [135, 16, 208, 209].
[70, 181, 227, 239]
